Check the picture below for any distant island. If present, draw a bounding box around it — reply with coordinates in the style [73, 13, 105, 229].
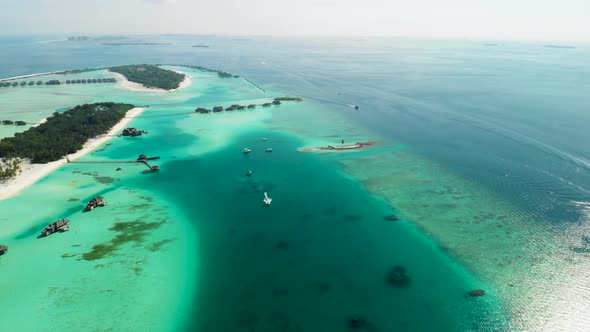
[192, 44, 210, 48]
[544, 45, 576, 49]
[109, 64, 185, 90]
[102, 42, 172, 46]
[67, 36, 90, 41]
[0, 102, 134, 164]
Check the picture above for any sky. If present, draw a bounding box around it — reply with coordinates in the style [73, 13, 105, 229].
[0, 0, 589, 41]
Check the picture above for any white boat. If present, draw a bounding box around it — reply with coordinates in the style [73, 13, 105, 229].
[261, 137, 268, 141]
[243, 148, 251, 153]
[247, 170, 252, 176]
[265, 148, 273, 152]
[263, 192, 272, 205]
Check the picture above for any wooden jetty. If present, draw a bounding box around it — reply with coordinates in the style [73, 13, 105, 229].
[41, 219, 70, 237]
[137, 154, 160, 172]
[85, 196, 107, 212]
[0, 245, 7, 255]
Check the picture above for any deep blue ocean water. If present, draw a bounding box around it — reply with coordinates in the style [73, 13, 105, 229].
[1, 35, 588, 223]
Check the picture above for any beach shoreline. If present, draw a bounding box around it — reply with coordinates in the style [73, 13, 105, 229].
[109, 69, 191, 93]
[0, 107, 145, 201]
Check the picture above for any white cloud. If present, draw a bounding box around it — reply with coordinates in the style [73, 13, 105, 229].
[143, 0, 176, 4]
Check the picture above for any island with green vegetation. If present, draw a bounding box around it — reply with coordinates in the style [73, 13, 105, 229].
[274, 96, 303, 102]
[0, 102, 134, 163]
[0, 157, 21, 181]
[109, 64, 185, 90]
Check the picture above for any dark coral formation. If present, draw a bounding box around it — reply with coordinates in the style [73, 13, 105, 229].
[81, 219, 166, 261]
[347, 316, 375, 332]
[386, 265, 411, 288]
[467, 289, 485, 297]
[385, 214, 399, 221]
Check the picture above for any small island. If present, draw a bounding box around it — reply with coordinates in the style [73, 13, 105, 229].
[274, 96, 303, 102]
[109, 64, 186, 90]
[0, 102, 134, 164]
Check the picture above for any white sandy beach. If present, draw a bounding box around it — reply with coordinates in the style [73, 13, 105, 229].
[0, 107, 145, 201]
[109, 70, 191, 92]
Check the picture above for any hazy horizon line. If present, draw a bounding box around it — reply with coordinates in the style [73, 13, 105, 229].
[0, 33, 588, 44]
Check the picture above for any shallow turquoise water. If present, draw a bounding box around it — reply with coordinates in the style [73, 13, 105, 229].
[1, 36, 590, 331]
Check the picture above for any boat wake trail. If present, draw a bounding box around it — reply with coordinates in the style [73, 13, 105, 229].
[295, 94, 358, 109]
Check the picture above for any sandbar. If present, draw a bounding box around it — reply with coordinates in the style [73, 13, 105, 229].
[298, 141, 375, 152]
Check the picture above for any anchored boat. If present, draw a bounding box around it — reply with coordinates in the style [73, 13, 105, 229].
[263, 192, 272, 205]
[265, 148, 273, 152]
[243, 148, 251, 153]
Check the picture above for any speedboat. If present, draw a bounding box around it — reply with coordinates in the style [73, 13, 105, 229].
[263, 192, 272, 205]
[247, 170, 252, 176]
[265, 148, 273, 152]
[243, 148, 251, 153]
[261, 137, 267, 141]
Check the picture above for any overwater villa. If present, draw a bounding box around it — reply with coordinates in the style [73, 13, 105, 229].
[196, 107, 211, 114]
[247, 104, 256, 109]
[262, 103, 272, 107]
[272, 100, 281, 105]
[236, 105, 246, 110]
[0, 245, 7, 255]
[122, 127, 148, 136]
[41, 219, 70, 237]
[85, 196, 107, 212]
[36, 80, 42, 85]
[142, 165, 160, 174]
[137, 154, 160, 161]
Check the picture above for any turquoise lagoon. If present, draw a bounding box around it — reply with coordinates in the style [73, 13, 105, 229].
[0, 66, 500, 331]
[0, 36, 589, 331]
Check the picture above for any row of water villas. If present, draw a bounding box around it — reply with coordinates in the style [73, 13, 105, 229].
[0, 77, 116, 87]
[195, 100, 281, 114]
